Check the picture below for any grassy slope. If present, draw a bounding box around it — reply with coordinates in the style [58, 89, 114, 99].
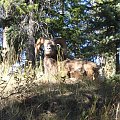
[0, 64, 120, 120]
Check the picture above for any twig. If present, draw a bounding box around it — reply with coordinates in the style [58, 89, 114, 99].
[115, 103, 120, 120]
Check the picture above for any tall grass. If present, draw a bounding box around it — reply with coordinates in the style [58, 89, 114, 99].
[0, 52, 120, 120]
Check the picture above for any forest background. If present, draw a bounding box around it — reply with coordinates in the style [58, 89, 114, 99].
[0, 0, 120, 120]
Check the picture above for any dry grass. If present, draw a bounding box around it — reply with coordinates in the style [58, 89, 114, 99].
[0, 62, 120, 120]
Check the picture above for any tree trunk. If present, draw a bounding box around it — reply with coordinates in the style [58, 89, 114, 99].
[3, 27, 9, 49]
[100, 53, 116, 79]
[26, 0, 35, 66]
[2, 26, 10, 63]
[116, 42, 120, 73]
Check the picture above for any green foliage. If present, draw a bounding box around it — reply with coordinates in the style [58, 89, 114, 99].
[0, 1, 120, 119]
[6, 25, 27, 53]
[0, 0, 120, 59]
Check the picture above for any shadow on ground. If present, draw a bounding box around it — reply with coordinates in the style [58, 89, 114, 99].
[0, 78, 120, 120]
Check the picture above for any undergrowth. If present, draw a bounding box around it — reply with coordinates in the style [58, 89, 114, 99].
[0, 63, 120, 120]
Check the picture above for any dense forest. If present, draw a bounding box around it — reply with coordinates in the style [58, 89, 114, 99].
[0, 0, 120, 120]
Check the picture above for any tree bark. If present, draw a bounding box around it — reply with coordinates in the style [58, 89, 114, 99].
[116, 42, 120, 73]
[26, 0, 35, 66]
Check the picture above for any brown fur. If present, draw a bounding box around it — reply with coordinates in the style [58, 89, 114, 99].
[83, 61, 99, 80]
[35, 37, 66, 75]
[64, 59, 99, 80]
[35, 37, 67, 58]
[35, 37, 45, 56]
[35, 37, 99, 80]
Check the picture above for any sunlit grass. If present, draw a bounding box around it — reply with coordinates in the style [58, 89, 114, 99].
[0, 58, 120, 120]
